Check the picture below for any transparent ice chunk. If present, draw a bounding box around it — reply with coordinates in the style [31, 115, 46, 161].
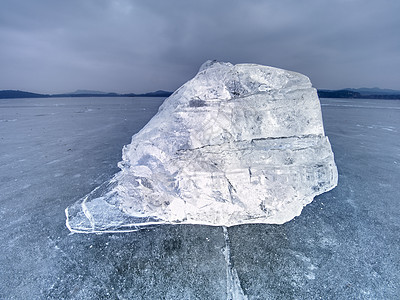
[66, 61, 338, 233]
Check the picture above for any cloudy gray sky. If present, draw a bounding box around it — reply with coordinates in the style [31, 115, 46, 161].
[1, 0, 399, 93]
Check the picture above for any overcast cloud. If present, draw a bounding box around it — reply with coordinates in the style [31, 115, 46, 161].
[0, 0, 399, 93]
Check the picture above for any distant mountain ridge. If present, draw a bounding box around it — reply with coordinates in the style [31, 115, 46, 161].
[0, 89, 173, 99]
[345, 87, 400, 95]
[71, 89, 110, 95]
[317, 88, 400, 100]
[1, 88, 399, 100]
[0, 90, 50, 99]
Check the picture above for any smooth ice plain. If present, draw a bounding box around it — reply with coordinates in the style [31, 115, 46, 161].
[0, 96, 399, 299]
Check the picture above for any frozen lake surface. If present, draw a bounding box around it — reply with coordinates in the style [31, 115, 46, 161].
[0, 97, 399, 299]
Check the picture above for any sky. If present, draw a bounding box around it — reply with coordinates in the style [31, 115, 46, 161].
[0, 0, 399, 94]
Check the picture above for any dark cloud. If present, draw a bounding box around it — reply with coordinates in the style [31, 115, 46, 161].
[0, 0, 399, 93]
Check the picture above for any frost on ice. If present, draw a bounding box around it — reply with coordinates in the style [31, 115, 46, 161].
[66, 61, 338, 233]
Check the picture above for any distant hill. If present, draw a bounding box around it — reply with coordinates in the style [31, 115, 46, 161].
[0, 89, 173, 99]
[0, 90, 49, 99]
[318, 89, 362, 98]
[317, 88, 400, 100]
[52, 92, 120, 98]
[136, 90, 173, 97]
[1, 88, 398, 100]
[70, 89, 110, 95]
[345, 87, 400, 95]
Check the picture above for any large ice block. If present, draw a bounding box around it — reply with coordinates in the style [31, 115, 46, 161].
[66, 61, 338, 233]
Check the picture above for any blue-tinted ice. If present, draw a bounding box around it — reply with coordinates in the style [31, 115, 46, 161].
[0, 96, 399, 299]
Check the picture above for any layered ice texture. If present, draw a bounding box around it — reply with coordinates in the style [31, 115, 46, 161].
[66, 61, 338, 233]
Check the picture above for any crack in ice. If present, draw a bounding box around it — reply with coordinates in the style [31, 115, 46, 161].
[222, 226, 247, 300]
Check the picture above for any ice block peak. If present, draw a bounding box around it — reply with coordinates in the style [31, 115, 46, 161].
[66, 61, 338, 233]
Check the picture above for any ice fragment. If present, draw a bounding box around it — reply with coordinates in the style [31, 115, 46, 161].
[66, 61, 338, 233]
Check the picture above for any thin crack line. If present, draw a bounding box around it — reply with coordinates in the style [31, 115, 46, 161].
[222, 226, 247, 300]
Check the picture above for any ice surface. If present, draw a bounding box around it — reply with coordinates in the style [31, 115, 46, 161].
[66, 61, 338, 232]
[1, 96, 399, 298]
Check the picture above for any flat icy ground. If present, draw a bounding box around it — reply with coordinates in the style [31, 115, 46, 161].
[0, 97, 399, 299]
